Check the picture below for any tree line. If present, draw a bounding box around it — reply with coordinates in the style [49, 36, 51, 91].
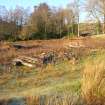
[0, 0, 105, 41]
[21, 3, 79, 40]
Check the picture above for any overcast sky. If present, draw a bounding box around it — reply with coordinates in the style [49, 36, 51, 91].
[0, 0, 87, 22]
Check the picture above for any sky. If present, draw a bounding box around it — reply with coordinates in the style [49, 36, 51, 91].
[0, 0, 87, 22]
[0, 0, 70, 9]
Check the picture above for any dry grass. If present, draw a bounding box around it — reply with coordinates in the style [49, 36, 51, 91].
[1, 37, 105, 104]
[0, 93, 84, 105]
[82, 50, 105, 104]
[0, 60, 82, 99]
[91, 34, 105, 39]
[25, 94, 83, 105]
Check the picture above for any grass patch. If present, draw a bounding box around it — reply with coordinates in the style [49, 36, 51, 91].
[0, 60, 82, 98]
[91, 34, 105, 39]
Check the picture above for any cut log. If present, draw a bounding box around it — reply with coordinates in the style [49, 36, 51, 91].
[18, 56, 38, 63]
[64, 42, 86, 49]
[67, 44, 85, 48]
[12, 58, 34, 67]
[80, 32, 91, 37]
[12, 44, 26, 49]
[12, 59, 23, 66]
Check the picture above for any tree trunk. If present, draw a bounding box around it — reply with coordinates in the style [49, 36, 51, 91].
[44, 25, 47, 39]
[59, 24, 62, 38]
[103, 14, 105, 34]
[77, 15, 80, 37]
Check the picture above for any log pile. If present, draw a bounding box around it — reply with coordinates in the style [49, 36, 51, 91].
[64, 41, 86, 49]
[12, 51, 79, 68]
[12, 52, 55, 67]
[12, 56, 38, 67]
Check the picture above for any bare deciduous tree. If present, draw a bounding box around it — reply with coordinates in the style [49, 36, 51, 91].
[68, 0, 80, 37]
[86, 0, 105, 34]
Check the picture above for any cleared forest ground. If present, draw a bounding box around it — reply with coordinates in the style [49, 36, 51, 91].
[0, 35, 105, 104]
[0, 36, 105, 64]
